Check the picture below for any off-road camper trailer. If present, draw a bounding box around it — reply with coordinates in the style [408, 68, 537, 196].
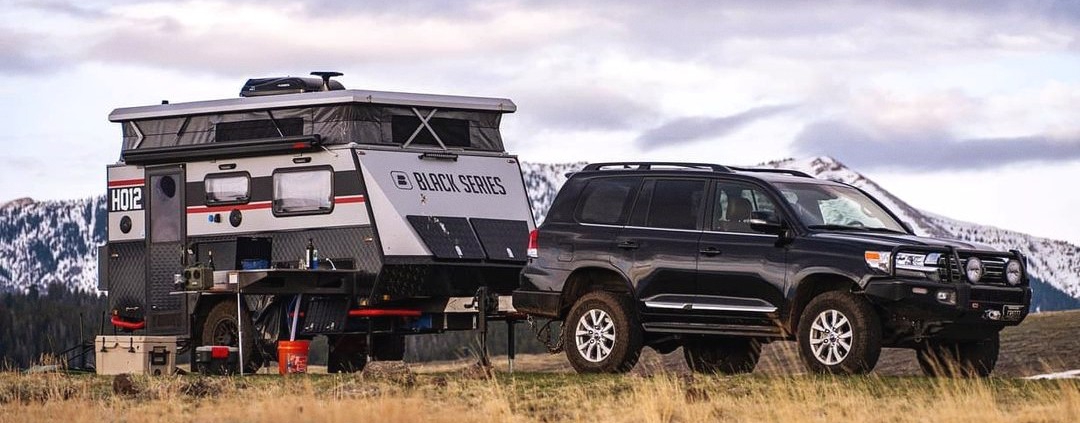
[98, 72, 533, 372]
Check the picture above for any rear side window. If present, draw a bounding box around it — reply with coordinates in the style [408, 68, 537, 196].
[639, 179, 706, 230]
[273, 168, 334, 216]
[204, 173, 250, 205]
[575, 177, 640, 225]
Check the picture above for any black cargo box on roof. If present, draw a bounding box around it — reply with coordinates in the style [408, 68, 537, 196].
[108, 89, 517, 161]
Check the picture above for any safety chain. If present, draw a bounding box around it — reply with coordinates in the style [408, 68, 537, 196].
[525, 314, 565, 354]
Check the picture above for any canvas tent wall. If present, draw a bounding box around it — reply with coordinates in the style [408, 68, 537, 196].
[108, 89, 517, 161]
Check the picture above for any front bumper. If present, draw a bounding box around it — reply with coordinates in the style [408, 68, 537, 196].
[863, 277, 1031, 326]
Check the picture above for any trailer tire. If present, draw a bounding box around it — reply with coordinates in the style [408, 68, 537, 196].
[198, 299, 259, 373]
[564, 291, 642, 373]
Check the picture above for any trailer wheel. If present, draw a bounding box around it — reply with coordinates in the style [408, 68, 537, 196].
[327, 335, 369, 373]
[916, 332, 999, 378]
[198, 299, 259, 373]
[564, 291, 642, 373]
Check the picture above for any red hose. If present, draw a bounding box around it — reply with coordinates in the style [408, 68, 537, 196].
[111, 315, 146, 330]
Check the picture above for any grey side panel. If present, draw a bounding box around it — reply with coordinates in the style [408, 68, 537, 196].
[188, 226, 382, 276]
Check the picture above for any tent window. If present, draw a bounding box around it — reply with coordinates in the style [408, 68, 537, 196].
[273, 168, 334, 216]
[204, 173, 250, 205]
[391, 115, 470, 148]
[216, 118, 303, 142]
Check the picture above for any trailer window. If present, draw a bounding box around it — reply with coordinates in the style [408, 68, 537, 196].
[204, 173, 250, 205]
[273, 168, 333, 216]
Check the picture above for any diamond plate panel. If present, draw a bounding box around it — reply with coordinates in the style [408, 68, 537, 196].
[147, 242, 183, 311]
[107, 241, 146, 315]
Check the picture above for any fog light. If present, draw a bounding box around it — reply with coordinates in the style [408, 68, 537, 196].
[984, 310, 1002, 321]
[912, 287, 929, 295]
[936, 289, 956, 305]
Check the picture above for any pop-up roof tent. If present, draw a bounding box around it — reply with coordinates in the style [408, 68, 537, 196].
[108, 79, 517, 164]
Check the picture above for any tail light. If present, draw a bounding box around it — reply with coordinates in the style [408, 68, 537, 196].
[527, 229, 539, 258]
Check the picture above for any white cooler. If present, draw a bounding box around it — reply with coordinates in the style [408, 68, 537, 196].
[95, 335, 178, 375]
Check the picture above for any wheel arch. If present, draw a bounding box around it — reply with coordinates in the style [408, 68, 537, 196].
[559, 265, 634, 319]
[786, 272, 860, 334]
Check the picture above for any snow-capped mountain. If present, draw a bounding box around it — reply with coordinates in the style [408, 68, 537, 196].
[0, 196, 105, 293]
[1, 157, 1077, 310]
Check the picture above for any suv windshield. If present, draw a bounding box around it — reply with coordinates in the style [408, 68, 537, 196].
[773, 182, 906, 233]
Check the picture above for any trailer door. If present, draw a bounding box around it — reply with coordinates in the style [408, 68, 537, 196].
[144, 165, 187, 335]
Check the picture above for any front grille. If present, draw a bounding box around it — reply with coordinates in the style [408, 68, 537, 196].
[937, 254, 1009, 285]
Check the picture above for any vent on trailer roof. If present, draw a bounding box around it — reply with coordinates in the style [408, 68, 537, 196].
[239, 71, 345, 97]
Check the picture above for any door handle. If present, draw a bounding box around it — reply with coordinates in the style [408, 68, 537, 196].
[699, 247, 722, 256]
[616, 240, 639, 250]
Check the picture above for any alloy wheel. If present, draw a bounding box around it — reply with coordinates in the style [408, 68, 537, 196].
[809, 309, 853, 365]
[575, 309, 616, 363]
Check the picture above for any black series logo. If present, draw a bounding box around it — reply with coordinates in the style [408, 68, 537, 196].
[391, 171, 413, 190]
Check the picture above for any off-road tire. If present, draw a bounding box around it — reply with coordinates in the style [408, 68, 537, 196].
[684, 337, 761, 374]
[564, 291, 643, 373]
[198, 299, 259, 373]
[797, 291, 882, 375]
[916, 332, 999, 378]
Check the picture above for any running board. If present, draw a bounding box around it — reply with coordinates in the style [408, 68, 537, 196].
[642, 294, 778, 314]
[642, 322, 784, 338]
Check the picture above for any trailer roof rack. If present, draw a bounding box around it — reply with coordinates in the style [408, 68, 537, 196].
[727, 166, 814, 178]
[582, 162, 734, 173]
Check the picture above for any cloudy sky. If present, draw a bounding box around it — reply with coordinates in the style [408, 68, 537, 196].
[2, 0, 1080, 243]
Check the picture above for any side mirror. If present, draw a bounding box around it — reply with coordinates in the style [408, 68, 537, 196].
[748, 211, 784, 235]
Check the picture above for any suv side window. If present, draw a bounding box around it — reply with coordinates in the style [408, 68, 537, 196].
[712, 181, 778, 233]
[631, 178, 706, 230]
[575, 177, 640, 225]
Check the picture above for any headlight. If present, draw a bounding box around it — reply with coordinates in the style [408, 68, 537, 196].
[1005, 259, 1023, 285]
[965, 257, 984, 283]
[895, 252, 940, 272]
[864, 251, 892, 273]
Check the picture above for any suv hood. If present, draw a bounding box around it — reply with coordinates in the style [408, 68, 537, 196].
[811, 231, 999, 252]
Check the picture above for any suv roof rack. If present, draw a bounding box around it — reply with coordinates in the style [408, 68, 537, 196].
[582, 162, 733, 173]
[727, 166, 814, 178]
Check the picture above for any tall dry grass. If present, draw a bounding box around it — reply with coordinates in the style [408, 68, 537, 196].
[1, 368, 1077, 423]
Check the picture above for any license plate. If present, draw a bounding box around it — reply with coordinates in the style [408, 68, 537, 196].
[1003, 305, 1024, 321]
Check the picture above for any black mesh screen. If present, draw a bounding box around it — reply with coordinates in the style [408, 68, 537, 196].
[391, 116, 470, 147]
[216, 118, 304, 142]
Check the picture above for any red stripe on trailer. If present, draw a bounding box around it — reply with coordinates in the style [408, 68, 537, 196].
[185, 196, 364, 214]
[108, 178, 144, 188]
[335, 195, 366, 204]
[186, 202, 272, 214]
[348, 308, 422, 317]
[110, 315, 146, 330]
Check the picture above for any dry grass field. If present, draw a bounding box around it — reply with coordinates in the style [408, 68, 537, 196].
[1, 310, 1078, 423]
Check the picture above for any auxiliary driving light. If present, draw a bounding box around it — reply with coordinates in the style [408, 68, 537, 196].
[965, 257, 984, 283]
[936, 289, 957, 305]
[1005, 259, 1023, 286]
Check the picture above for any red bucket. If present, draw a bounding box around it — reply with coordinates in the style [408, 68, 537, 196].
[277, 340, 310, 375]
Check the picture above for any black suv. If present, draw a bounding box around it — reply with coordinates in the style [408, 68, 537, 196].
[513, 162, 1031, 376]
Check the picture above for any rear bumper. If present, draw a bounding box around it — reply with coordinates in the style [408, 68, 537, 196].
[511, 289, 561, 318]
[863, 277, 1031, 327]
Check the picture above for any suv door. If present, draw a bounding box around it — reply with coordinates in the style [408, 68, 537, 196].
[695, 179, 787, 315]
[570, 176, 642, 270]
[615, 178, 707, 306]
